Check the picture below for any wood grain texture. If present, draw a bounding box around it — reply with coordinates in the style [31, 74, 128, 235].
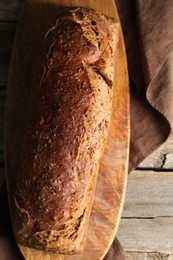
[122, 170, 173, 218]
[118, 218, 173, 253]
[117, 170, 173, 255]
[125, 252, 173, 260]
[5, 0, 129, 259]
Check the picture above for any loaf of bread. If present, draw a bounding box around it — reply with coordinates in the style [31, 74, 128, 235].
[13, 7, 119, 254]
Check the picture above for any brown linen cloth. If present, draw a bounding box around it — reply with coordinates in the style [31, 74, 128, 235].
[116, 0, 172, 172]
[0, 0, 172, 259]
[104, 0, 173, 259]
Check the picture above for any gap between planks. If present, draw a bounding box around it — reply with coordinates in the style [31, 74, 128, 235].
[122, 170, 173, 218]
[117, 217, 173, 253]
[117, 170, 173, 255]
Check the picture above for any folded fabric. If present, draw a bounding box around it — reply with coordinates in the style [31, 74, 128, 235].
[105, 0, 173, 258]
[116, 0, 172, 171]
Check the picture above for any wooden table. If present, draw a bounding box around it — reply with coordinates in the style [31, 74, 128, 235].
[1, 1, 173, 259]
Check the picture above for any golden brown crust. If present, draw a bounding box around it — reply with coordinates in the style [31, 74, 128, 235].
[13, 7, 119, 254]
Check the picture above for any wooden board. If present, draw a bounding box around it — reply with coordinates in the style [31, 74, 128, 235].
[125, 252, 173, 260]
[117, 170, 173, 255]
[122, 170, 173, 218]
[5, 0, 129, 259]
[118, 217, 173, 253]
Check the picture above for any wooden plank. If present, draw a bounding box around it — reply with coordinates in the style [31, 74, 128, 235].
[122, 170, 173, 218]
[0, 22, 17, 86]
[117, 217, 173, 253]
[117, 170, 173, 254]
[0, 0, 24, 21]
[125, 252, 173, 260]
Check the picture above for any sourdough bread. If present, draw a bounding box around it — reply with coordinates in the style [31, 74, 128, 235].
[13, 7, 119, 254]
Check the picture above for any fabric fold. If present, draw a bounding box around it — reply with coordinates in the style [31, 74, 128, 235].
[104, 237, 126, 260]
[146, 53, 173, 123]
[115, 0, 172, 171]
[105, 0, 173, 258]
[136, 0, 173, 123]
